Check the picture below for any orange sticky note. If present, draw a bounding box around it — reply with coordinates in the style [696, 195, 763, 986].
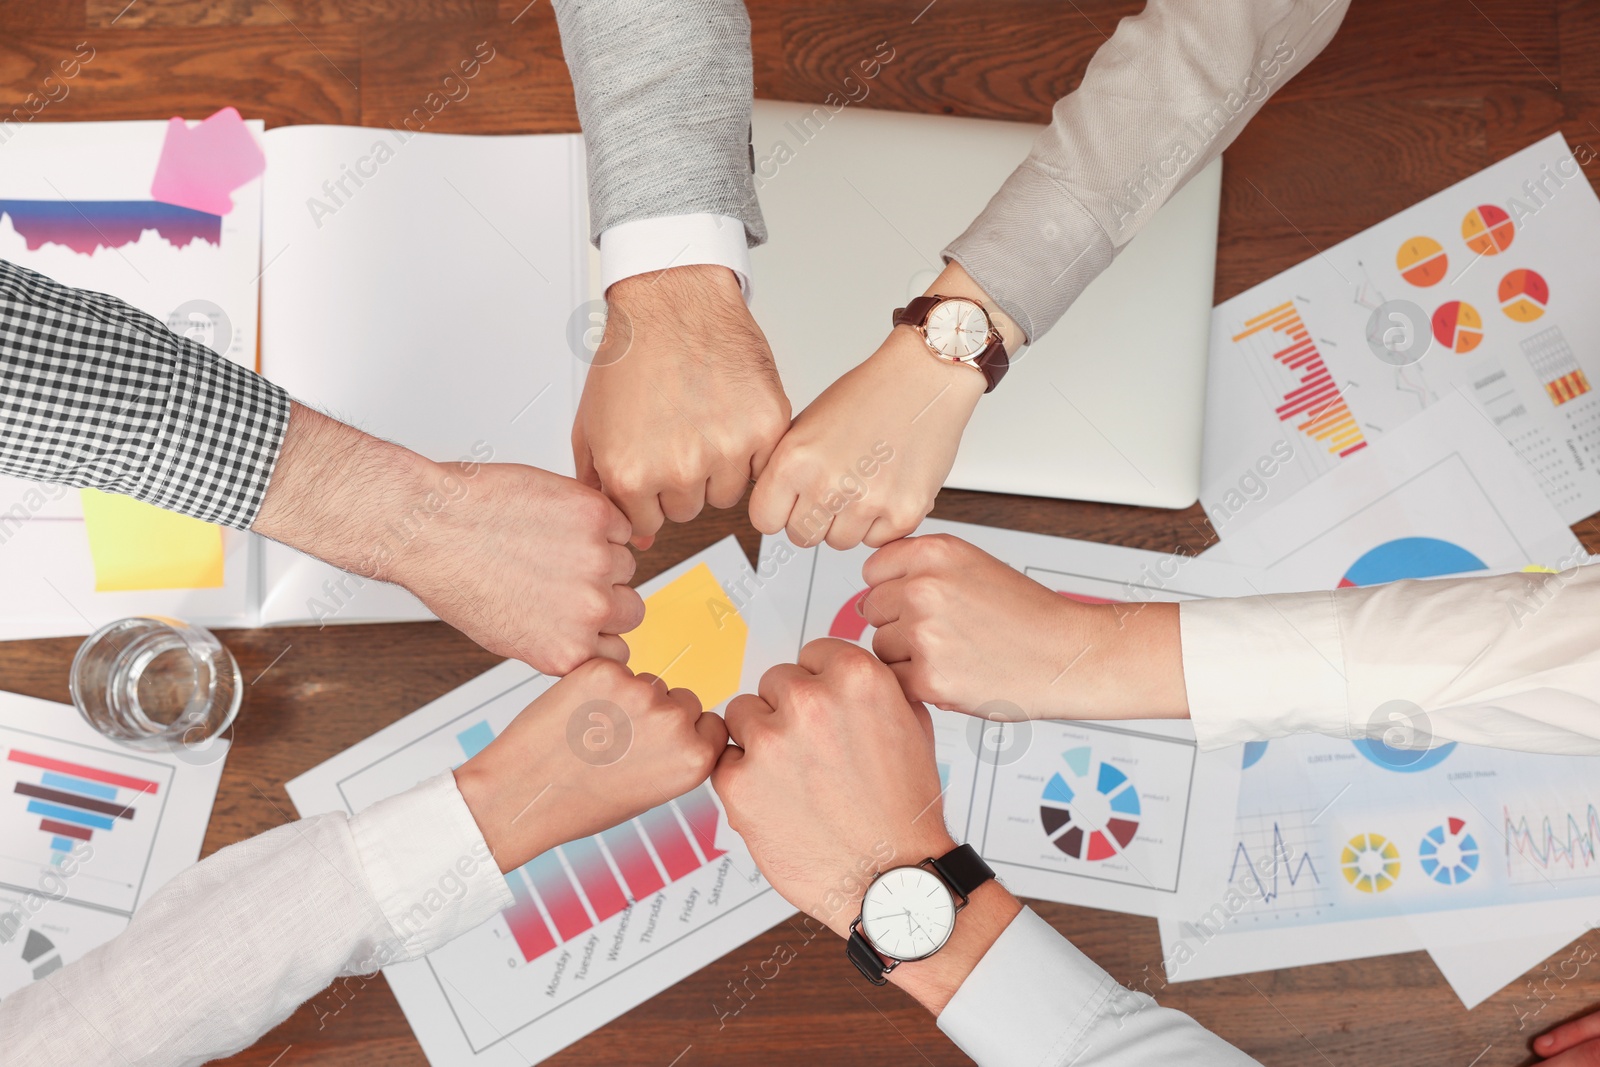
[622, 562, 747, 708]
[79, 489, 225, 592]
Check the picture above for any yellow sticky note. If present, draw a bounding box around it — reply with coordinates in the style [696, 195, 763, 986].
[623, 562, 747, 708]
[79, 489, 225, 592]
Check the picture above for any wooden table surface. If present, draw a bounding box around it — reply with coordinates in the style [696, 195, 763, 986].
[5, 1, 1600, 1063]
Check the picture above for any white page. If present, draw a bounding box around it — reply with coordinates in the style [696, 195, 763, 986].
[757, 518, 1254, 918]
[0, 120, 263, 638]
[0, 690, 226, 1000]
[286, 538, 798, 1066]
[1422, 899, 1596, 1009]
[256, 126, 584, 625]
[1202, 132, 1600, 529]
[1205, 392, 1586, 587]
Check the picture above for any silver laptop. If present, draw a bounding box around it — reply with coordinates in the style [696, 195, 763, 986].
[749, 100, 1220, 509]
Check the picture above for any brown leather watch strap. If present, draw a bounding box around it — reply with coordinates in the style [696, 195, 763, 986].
[892, 294, 1010, 393]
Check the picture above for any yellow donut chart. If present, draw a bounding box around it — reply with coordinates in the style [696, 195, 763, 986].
[1341, 832, 1401, 893]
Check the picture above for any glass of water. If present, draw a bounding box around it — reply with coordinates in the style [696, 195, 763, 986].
[69, 617, 241, 749]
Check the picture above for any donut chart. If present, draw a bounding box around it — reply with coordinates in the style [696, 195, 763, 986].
[1498, 269, 1549, 322]
[1419, 817, 1480, 885]
[1462, 204, 1515, 256]
[1396, 236, 1448, 287]
[828, 590, 870, 642]
[1, 926, 62, 989]
[1341, 832, 1401, 893]
[1039, 746, 1141, 862]
[1432, 300, 1483, 353]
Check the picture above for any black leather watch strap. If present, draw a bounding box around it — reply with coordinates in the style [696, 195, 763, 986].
[930, 843, 994, 902]
[847, 926, 892, 985]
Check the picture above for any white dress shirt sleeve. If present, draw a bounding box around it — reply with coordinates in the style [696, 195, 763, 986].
[0, 772, 514, 1067]
[938, 908, 1257, 1066]
[599, 213, 753, 301]
[1181, 566, 1600, 756]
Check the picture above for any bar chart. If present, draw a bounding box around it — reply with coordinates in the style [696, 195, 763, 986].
[1232, 300, 1369, 460]
[456, 721, 728, 964]
[1, 727, 174, 915]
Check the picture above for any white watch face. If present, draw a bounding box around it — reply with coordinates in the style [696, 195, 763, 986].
[860, 866, 956, 961]
[923, 298, 991, 361]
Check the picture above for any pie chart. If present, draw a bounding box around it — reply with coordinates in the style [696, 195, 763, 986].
[829, 590, 870, 642]
[1419, 817, 1479, 885]
[1339, 537, 1487, 588]
[1498, 269, 1549, 322]
[1462, 204, 1515, 256]
[1341, 832, 1401, 893]
[1038, 746, 1141, 862]
[1396, 236, 1448, 287]
[1431, 300, 1482, 353]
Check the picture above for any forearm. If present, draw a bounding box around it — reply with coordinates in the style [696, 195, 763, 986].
[0, 259, 288, 528]
[1181, 566, 1600, 755]
[0, 775, 511, 1066]
[946, 0, 1349, 342]
[551, 0, 764, 245]
[250, 401, 435, 582]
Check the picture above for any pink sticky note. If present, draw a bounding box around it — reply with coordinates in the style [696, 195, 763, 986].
[149, 106, 266, 217]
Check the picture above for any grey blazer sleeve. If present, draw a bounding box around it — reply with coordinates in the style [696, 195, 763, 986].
[944, 0, 1351, 344]
[552, 0, 766, 247]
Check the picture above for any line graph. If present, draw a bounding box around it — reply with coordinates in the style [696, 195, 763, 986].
[1230, 820, 1322, 904]
[1504, 802, 1600, 884]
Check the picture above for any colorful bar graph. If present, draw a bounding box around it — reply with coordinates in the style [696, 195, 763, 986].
[601, 822, 666, 900]
[638, 803, 701, 881]
[503, 873, 557, 961]
[1233, 301, 1368, 459]
[561, 836, 629, 922]
[676, 783, 727, 862]
[452, 719, 729, 964]
[7, 750, 160, 794]
[521, 850, 592, 941]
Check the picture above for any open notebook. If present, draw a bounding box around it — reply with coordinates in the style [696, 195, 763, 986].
[0, 119, 589, 638]
[0, 107, 1220, 639]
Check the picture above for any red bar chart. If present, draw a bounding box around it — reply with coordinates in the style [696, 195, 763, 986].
[1233, 301, 1368, 459]
[455, 721, 728, 963]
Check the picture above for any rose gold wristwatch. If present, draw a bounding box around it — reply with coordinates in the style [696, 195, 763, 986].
[892, 294, 1010, 392]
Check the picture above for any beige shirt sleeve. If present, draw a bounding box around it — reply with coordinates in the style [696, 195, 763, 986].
[944, 0, 1350, 343]
[1180, 566, 1600, 756]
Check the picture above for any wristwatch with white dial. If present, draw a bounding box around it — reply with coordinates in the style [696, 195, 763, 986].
[892, 294, 1010, 392]
[846, 843, 996, 984]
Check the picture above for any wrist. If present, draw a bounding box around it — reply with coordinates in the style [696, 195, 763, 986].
[252, 403, 436, 583]
[887, 880, 1022, 1015]
[453, 759, 551, 874]
[605, 262, 744, 314]
[877, 325, 988, 408]
[1048, 601, 1189, 719]
[923, 260, 1023, 356]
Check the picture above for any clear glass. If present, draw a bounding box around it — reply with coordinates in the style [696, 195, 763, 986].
[69, 616, 241, 750]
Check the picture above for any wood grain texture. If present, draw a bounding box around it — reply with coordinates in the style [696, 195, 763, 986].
[3, 0, 1600, 1063]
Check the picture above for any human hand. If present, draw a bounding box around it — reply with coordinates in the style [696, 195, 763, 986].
[455, 658, 729, 872]
[713, 638, 1019, 1012]
[861, 534, 1188, 720]
[253, 403, 644, 675]
[1534, 1009, 1600, 1063]
[749, 261, 1015, 549]
[573, 264, 791, 550]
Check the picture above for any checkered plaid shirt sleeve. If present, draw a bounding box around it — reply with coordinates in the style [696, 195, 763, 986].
[0, 258, 290, 530]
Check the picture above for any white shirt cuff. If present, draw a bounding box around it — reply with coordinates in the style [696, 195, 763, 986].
[348, 771, 516, 960]
[599, 213, 753, 301]
[1179, 593, 1351, 749]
